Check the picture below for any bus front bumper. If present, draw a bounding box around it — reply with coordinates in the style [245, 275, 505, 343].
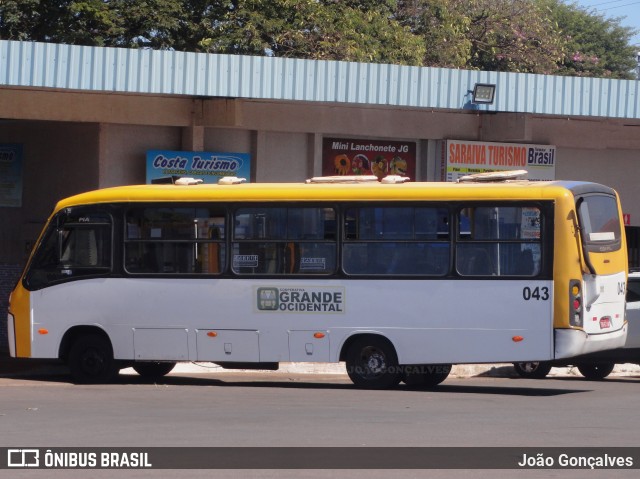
[555, 323, 628, 360]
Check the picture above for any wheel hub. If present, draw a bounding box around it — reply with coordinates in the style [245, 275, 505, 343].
[366, 351, 386, 374]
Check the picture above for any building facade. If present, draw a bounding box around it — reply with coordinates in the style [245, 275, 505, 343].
[1, 40, 640, 352]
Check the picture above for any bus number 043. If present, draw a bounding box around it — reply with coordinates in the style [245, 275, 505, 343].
[522, 286, 549, 301]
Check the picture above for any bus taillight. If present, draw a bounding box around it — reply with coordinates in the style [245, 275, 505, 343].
[569, 280, 583, 327]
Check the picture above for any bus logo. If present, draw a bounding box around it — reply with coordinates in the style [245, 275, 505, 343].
[7, 449, 40, 468]
[256, 286, 345, 313]
[257, 288, 279, 310]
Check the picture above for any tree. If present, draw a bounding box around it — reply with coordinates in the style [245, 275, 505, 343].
[539, 0, 638, 79]
[1, 0, 424, 64]
[396, 0, 565, 74]
[0, 0, 125, 46]
[1, 0, 637, 78]
[204, 0, 425, 65]
[111, 0, 230, 51]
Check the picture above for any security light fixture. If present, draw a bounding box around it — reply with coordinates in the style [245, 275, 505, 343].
[472, 83, 496, 104]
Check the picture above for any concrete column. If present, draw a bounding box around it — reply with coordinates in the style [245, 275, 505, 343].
[181, 126, 205, 151]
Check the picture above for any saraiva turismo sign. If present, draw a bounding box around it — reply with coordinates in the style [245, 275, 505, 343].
[437, 140, 556, 182]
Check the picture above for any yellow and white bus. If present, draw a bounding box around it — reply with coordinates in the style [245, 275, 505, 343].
[7, 175, 628, 388]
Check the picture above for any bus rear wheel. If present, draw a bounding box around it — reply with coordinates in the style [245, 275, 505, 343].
[133, 361, 177, 379]
[513, 361, 552, 379]
[577, 362, 615, 380]
[345, 337, 402, 389]
[68, 334, 117, 384]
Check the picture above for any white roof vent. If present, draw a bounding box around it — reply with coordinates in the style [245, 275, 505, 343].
[218, 177, 247, 185]
[305, 175, 410, 184]
[306, 175, 379, 184]
[457, 170, 528, 183]
[380, 175, 411, 184]
[174, 177, 203, 185]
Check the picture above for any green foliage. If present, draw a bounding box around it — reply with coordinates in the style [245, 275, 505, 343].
[207, 0, 425, 65]
[0, 0, 636, 78]
[539, 0, 638, 79]
[397, 0, 565, 74]
[0, 0, 73, 42]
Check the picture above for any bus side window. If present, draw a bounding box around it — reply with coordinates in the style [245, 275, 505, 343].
[232, 207, 336, 276]
[124, 207, 226, 275]
[342, 206, 450, 276]
[515, 249, 534, 275]
[457, 245, 495, 276]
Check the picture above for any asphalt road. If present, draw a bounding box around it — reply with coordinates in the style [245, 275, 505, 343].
[1, 369, 640, 479]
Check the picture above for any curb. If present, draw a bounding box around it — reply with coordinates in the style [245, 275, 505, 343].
[3, 356, 640, 379]
[124, 361, 640, 378]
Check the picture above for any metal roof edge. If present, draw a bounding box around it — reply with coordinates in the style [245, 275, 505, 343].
[1, 39, 639, 120]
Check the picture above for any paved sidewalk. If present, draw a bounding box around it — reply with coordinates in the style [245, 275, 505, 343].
[2, 353, 639, 379]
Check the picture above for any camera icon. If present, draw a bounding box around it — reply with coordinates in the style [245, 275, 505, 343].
[7, 449, 40, 468]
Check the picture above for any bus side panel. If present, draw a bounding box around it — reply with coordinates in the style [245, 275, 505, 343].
[28, 278, 555, 365]
[332, 280, 555, 364]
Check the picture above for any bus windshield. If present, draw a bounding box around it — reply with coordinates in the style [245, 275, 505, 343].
[25, 209, 112, 289]
[577, 194, 622, 253]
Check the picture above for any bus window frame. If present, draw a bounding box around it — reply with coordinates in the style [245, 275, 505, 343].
[230, 203, 339, 277]
[122, 204, 228, 276]
[341, 202, 452, 277]
[453, 201, 552, 279]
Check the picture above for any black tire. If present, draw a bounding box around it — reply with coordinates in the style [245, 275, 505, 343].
[132, 361, 177, 379]
[68, 334, 117, 384]
[403, 364, 452, 389]
[577, 362, 615, 380]
[513, 361, 552, 379]
[345, 336, 402, 389]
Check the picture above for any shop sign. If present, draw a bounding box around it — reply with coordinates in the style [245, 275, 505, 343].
[437, 140, 556, 182]
[322, 138, 416, 179]
[146, 150, 251, 184]
[0, 144, 23, 207]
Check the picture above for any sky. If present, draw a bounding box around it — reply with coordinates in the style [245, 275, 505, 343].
[572, 0, 640, 46]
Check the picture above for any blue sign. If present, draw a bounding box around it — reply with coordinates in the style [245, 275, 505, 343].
[0, 144, 23, 207]
[146, 150, 251, 184]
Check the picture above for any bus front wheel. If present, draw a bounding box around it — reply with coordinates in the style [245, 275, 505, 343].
[345, 337, 402, 389]
[133, 361, 177, 379]
[68, 334, 117, 384]
[513, 361, 552, 379]
[577, 362, 615, 380]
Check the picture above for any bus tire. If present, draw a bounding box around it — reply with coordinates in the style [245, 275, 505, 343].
[68, 334, 117, 384]
[577, 362, 615, 380]
[404, 364, 452, 389]
[345, 336, 402, 389]
[513, 361, 552, 379]
[133, 361, 177, 379]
